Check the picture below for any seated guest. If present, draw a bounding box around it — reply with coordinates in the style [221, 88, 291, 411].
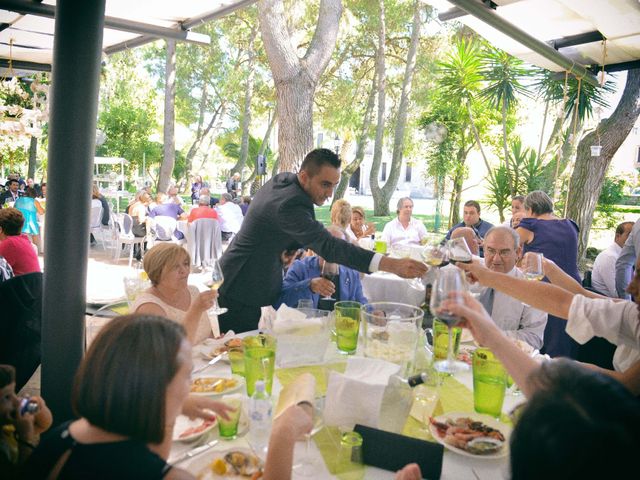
[167, 186, 184, 206]
[330, 199, 352, 236]
[90, 184, 110, 246]
[347, 206, 375, 240]
[191, 175, 207, 205]
[240, 196, 251, 216]
[381, 197, 427, 248]
[216, 193, 244, 242]
[188, 195, 219, 223]
[126, 191, 151, 261]
[445, 200, 494, 244]
[449, 226, 480, 256]
[0, 365, 52, 477]
[38, 183, 46, 199]
[132, 243, 217, 342]
[277, 226, 367, 310]
[0, 209, 40, 276]
[0, 179, 20, 206]
[149, 193, 187, 240]
[503, 195, 525, 228]
[592, 221, 633, 297]
[198, 187, 220, 207]
[477, 226, 547, 349]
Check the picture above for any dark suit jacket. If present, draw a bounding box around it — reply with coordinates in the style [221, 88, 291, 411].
[220, 172, 374, 307]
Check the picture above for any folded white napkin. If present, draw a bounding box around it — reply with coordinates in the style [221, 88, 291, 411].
[258, 306, 277, 330]
[272, 304, 323, 334]
[323, 357, 400, 429]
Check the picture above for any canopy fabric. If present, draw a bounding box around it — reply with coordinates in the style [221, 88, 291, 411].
[0, 0, 255, 75]
[94, 156, 128, 165]
[424, 0, 640, 73]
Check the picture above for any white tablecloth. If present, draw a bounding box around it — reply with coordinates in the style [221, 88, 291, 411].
[362, 272, 425, 307]
[170, 334, 516, 480]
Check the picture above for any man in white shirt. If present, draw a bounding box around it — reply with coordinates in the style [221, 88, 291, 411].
[592, 221, 633, 297]
[216, 193, 244, 241]
[381, 197, 427, 248]
[477, 226, 547, 349]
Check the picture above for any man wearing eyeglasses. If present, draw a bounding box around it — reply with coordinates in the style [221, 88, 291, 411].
[477, 226, 547, 349]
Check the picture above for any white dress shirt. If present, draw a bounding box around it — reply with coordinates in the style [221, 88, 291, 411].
[567, 294, 640, 372]
[216, 202, 244, 234]
[381, 217, 426, 248]
[592, 242, 621, 297]
[481, 267, 547, 349]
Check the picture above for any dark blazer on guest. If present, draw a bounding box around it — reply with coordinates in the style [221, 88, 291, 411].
[219, 172, 374, 309]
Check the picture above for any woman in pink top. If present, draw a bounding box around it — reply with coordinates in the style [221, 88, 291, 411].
[0, 208, 40, 275]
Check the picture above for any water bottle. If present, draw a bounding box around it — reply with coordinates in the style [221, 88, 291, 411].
[378, 372, 432, 434]
[248, 380, 272, 457]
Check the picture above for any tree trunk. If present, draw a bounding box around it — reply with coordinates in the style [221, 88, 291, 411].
[450, 167, 464, 227]
[232, 26, 258, 176]
[333, 75, 376, 203]
[158, 39, 176, 193]
[185, 100, 224, 179]
[28, 136, 38, 179]
[243, 109, 277, 194]
[377, 0, 423, 211]
[566, 69, 640, 261]
[502, 99, 515, 196]
[369, 0, 387, 216]
[258, 0, 343, 172]
[537, 98, 549, 161]
[467, 102, 496, 184]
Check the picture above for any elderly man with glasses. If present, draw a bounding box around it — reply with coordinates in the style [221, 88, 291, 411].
[475, 226, 547, 350]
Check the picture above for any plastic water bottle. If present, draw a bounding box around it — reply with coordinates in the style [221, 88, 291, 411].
[379, 372, 432, 434]
[248, 380, 272, 457]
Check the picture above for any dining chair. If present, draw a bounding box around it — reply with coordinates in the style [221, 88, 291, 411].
[85, 300, 129, 350]
[189, 218, 223, 268]
[89, 203, 105, 249]
[112, 213, 146, 267]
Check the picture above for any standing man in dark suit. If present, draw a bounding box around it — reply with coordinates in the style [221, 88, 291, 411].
[218, 148, 427, 333]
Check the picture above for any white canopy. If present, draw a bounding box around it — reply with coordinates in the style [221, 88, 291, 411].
[94, 156, 128, 165]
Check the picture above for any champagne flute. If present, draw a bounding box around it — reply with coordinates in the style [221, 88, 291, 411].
[293, 397, 325, 477]
[429, 267, 469, 374]
[447, 237, 473, 264]
[522, 252, 544, 281]
[321, 261, 339, 300]
[203, 258, 228, 315]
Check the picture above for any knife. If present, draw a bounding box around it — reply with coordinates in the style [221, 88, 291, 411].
[171, 439, 219, 465]
[192, 353, 224, 375]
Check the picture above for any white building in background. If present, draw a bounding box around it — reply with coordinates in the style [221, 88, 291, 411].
[315, 132, 435, 199]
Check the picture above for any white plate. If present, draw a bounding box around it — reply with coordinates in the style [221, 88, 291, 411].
[429, 412, 511, 459]
[172, 415, 218, 443]
[190, 448, 263, 479]
[190, 375, 245, 397]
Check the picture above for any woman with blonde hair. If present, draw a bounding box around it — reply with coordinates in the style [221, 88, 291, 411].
[132, 243, 218, 342]
[347, 206, 375, 240]
[330, 199, 352, 233]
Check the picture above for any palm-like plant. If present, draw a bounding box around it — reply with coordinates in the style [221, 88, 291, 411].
[480, 47, 532, 196]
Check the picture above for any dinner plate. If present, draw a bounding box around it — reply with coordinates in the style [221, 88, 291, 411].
[189, 448, 263, 479]
[429, 411, 511, 459]
[172, 415, 218, 443]
[190, 375, 245, 397]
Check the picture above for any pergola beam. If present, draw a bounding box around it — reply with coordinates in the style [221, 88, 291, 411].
[438, 0, 497, 22]
[550, 30, 605, 50]
[446, 0, 601, 87]
[0, 0, 210, 46]
[0, 58, 51, 72]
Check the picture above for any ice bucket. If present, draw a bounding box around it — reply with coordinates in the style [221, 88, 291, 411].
[361, 302, 424, 371]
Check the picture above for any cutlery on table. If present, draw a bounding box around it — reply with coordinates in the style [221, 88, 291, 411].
[192, 353, 224, 375]
[171, 439, 219, 465]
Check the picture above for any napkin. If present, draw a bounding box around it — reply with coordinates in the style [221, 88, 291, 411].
[354, 424, 444, 480]
[274, 373, 316, 419]
[272, 304, 324, 334]
[323, 358, 400, 429]
[258, 306, 277, 330]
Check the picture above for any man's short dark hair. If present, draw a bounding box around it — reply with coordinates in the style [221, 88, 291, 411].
[464, 200, 481, 214]
[300, 148, 341, 176]
[6, 179, 18, 187]
[615, 221, 634, 236]
[0, 364, 16, 389]
[0, 208, 25, 236]
[72, 314, 186, 444]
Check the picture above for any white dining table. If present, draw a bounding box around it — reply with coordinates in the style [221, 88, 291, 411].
[362, 271, 426, 307]
[170, 334, 519, 480]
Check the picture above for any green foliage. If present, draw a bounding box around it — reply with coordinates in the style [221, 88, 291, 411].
[595, 174, 626, 229]
[480, 47, 531, 112]
[508, 137, 547, 194]
[485, 163, 511, 222]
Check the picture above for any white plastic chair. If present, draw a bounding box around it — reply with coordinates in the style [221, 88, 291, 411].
[85, 300, 129, 350]
[89, 203, 105, 249]
[113, 213, 146, 267]
[150, 215, 185, 245]
[189, 218, 223, 267]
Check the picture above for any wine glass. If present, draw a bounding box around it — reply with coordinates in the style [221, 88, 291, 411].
[422, 241, 448, 268]
[321, 261, 339, 300]
[203, 258, 228, 315]
[522, 252, 544, 281]
[447, 237, 473, 264]
[293, 397, 325, 477]
[429, 267, 469, 374]
[394, 244, 424, 290]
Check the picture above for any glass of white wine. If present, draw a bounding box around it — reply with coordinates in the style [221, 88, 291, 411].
[203, 258, 228, 315]
[422, 241, 448, 268]
[522, 252, 544, 281]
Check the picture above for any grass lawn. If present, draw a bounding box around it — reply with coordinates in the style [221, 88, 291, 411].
[314, 205, 439, 232]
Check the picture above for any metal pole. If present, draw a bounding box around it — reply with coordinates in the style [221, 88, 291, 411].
[41, 0, 106, 423]
[447, 0, 600, 87]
